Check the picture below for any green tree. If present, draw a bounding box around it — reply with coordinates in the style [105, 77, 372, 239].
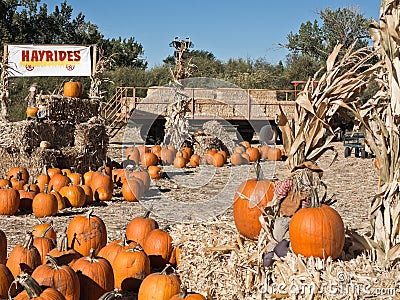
[284, 7, 373, 63]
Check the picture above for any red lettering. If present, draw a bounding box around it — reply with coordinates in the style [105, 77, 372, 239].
[67, 51, 74, 61]
[45, 51, 53, 61]
[31, 50, 38, 61]
[59, 51, 67, 61]
[74, 51, 81, 61]
[38, 50, 45, 61]
[22, 50, 29, 61]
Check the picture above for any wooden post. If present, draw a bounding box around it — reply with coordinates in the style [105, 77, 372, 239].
[91, 44, 97, 76]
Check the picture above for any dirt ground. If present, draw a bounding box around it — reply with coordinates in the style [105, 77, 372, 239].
[0, 139, 378, 257]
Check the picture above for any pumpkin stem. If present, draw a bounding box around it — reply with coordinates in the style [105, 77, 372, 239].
[22, 232, 34, 249]
[16, 171, 23, 181]
[178, 283, 189, 298]
[40, 221, 54, 238]
[143, 210, 151, 219]
[11, 272, 43, 299]
[86, 209, 94, 220]
[127, 244, 144, 252]
[254, 161, 264, 181]
[98, 289, 123, 300]
[45, 254, 61, 269]
[43, 184, 49, 194]
[160, 263, 173, 275]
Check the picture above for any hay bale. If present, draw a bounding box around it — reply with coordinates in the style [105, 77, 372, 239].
[41, 95, 100, 123]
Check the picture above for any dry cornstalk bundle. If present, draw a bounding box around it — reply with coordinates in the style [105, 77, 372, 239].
[278, 43, 379, 171]
[346, 0, 400, 267]
[89, 49, 114, 99]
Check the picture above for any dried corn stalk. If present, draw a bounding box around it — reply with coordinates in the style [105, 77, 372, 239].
[89, 49, 114, 100]
[0, 53, 15, 122]
[350, 0, 400, 267]
[278, 43, 379, 171]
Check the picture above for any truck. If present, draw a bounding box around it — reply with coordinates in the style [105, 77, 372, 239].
[100, 85, 297, 144]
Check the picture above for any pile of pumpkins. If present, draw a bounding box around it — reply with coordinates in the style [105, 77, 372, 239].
[0, 163, 154, 217]
[0, 211, 205, 299]
[124, 142, 285, 177]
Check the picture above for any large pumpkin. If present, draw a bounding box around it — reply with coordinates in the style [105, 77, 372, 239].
[289, 203, 345, 260]
[6, 232, 42, 278]
[0, 186, 20, 216]
[0, 229, 7, 264]
[13, 272, 66, 300]
[67, 210, 107, 256]
[59, 185, 86, 208]
[32, 185, 58, 218]
[63, 81, 82, 98]
[125, 211, 158, 246]
[0, 264, 13, 299]
[112, 245, 150, 292]
[138, 267, 181, 300]
[233, 164, 274, 239]
[32, 255, 80, 300]
[71, 249, 114, 300]
[142, 229, 173, 269]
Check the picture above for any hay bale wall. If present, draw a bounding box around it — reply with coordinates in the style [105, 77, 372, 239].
[0, 96, 108, 178]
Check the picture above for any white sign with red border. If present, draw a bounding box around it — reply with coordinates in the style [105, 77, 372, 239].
[7, 44, 92, 77]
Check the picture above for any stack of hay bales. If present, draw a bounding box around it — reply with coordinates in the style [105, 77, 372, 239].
[0, 96, 108, 178]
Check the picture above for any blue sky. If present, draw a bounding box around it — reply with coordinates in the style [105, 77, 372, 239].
[44, 0, 380, 68]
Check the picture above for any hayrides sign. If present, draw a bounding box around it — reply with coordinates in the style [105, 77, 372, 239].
[6, 44, 93, 77]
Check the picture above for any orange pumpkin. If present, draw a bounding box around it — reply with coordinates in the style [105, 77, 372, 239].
[289, 203, 345, 260]
[189, 154, 200, 167]
[125, 147, 141, 164]
[169, 286, 206, 300]
[138, 267, 181, 300]
[71, 249, 114, 300]
[33, 234, 56, 264]
[230, 152, 243, 166]
[32, 222, 57, 241]
[32, 185, 58, 218]
[67, 210, 107, 256]
[258, 144, 270, 160]
[59, 184, 86, 208]
[148, 165, 162, 179]
[26, 106, 39, 118]
[7, 167, 29, 185]
[246, 147, 260, 162]
[233, 164, 274, 239]
[267, 147, 282, 161]
[112, 245, 150, 292]
[142, 229, 174, 269]
[63, 80, 82, 98]
[98, 234, 135, 266]
[0, 186, 20, 216]
[0, 264, 13, 299]
[125, 211, 158, 246]
[173, 152, 187, 168]
[6, 232, 41, 278]
[161, 147, 176, 166]
[32, 255, 80, 300]
[13, 273, 65, 300]
[141, 152, 159, 167]
[212, 153, 225, 167]
[0, 230, 6, 265]
[48, 173, 71, 192]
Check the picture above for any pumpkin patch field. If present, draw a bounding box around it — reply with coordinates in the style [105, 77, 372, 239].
[0, 136, 396, 300]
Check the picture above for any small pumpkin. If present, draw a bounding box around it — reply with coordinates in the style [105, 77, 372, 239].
[212, 153, 225, 167]
[26, 106, 39, 118]
[148, 165, 162, 179]
[59, 184, 86, 208]
[189, 154, 200, 167]
[121, 176, 144, 202]
[18, 185, 37, 212]
[169, 285, 206, 300]
[267, 147, 282, 161]
[246, 147, 260, 162]
[230, 152, 243, 166]
[7, 167, 29, 185]
[48, 173, 71, 192]
[141, 152, 159, 167]
[125, 147, 141, 164]
[161, 147, 176, 166]
[98, 234, 134, 266]
[142, 229, 174, 269]
[32, 221, 57, 241]
[173, 152, 186, 168]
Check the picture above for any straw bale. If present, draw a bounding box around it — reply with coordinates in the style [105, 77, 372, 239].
[40, 95, 100, 123]
[0, 147, 60, 179]
[170, 216, 400, 300]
